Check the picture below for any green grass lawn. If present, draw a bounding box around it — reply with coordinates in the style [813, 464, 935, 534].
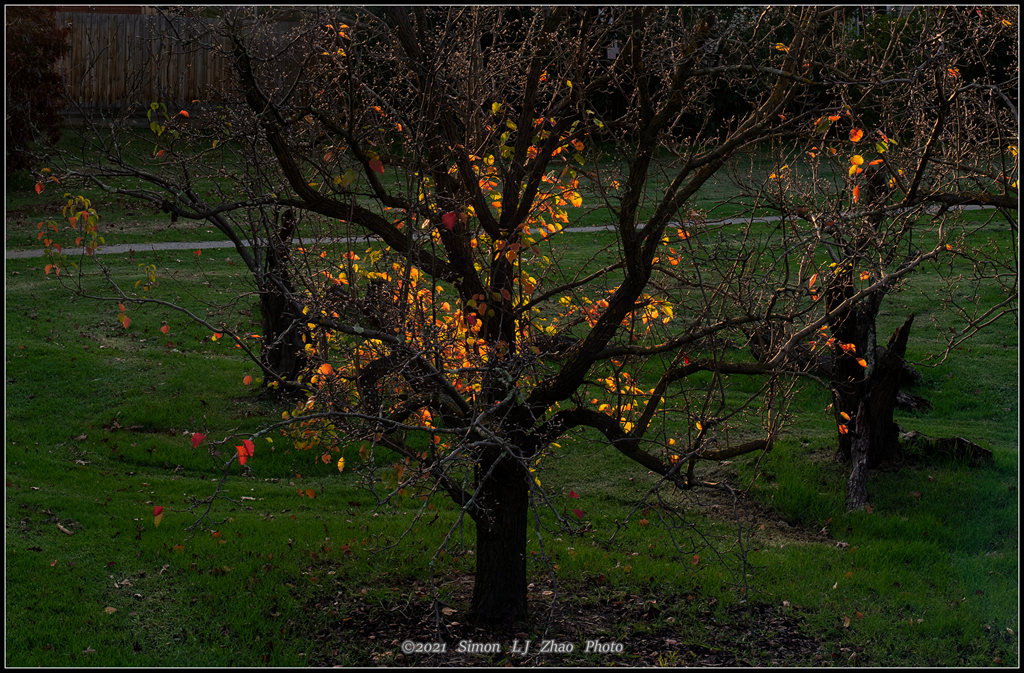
[5, 201, 1017, 666]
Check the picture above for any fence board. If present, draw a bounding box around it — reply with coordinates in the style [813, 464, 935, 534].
[55, 11, 232, 114]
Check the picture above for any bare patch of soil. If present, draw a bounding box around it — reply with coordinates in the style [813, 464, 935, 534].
[305, 573, 834, 667]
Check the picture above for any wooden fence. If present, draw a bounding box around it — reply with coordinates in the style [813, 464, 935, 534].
[55, 11, 233, 114]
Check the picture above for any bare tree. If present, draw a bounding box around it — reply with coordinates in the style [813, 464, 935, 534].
[39, 6, 1016, 625]
[729, 6, 1018, 509]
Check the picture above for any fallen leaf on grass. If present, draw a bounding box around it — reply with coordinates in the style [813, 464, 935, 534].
[843, 615, 851, 628]
[57, 524, 74, 536]
[104, 607, 117, 614]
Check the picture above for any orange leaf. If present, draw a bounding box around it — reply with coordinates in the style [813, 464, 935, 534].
[852, 185, 860, 203]
[305, 489, 316, 499]
[243, 375, 252, 386]
[178, 109, 190, 118]
[849, 128, 864, 142]
[35, 182, 44, 194]
[160, 324, 170, 334]
[808, 273, 818, 289]
[856, 358, 867, 368]
[838, 424, 849, 434]
[318, 363, 335, 376]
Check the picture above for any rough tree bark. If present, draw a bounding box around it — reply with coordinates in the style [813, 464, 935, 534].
[259, 209, 306, 387]
[468, 449, 530, 625]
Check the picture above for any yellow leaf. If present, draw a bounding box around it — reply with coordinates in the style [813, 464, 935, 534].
[695, 421, 703, 431]
[337, 457, 345, 472]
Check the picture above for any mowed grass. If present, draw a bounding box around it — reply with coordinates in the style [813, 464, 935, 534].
[5, 210, 1018, 666]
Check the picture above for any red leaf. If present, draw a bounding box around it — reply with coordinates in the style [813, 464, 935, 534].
[568, 490, 579, 499]
[236, 439, 255, 465]
[572, 508, 584, 519]
[441, 211, 457, 230]
[160, 324, 170, 334]
[178, 109, 189, 118]
[35, 182, 44, 195]
[191, 432, 206, 449]
[369, 158, 384, 174]
[243, 375, 252, 386]
[153, 506, 164, 517]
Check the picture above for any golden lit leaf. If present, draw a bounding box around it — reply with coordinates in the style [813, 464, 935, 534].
[856, 358, 867, 368]
[838, 424, 849, 434]
[850, 155, 864, 166]
[695, 421, 703, 431]
[840, 411, 851, 421]
[337, 456, 345, 472]
[852, 185, 860, 203]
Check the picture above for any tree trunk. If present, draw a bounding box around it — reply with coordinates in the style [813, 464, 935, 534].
[468, 450, 529, 625]
[846, 402, 870, 511]
[260, 209, 306, 388]
[828, 282, 913, 467]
